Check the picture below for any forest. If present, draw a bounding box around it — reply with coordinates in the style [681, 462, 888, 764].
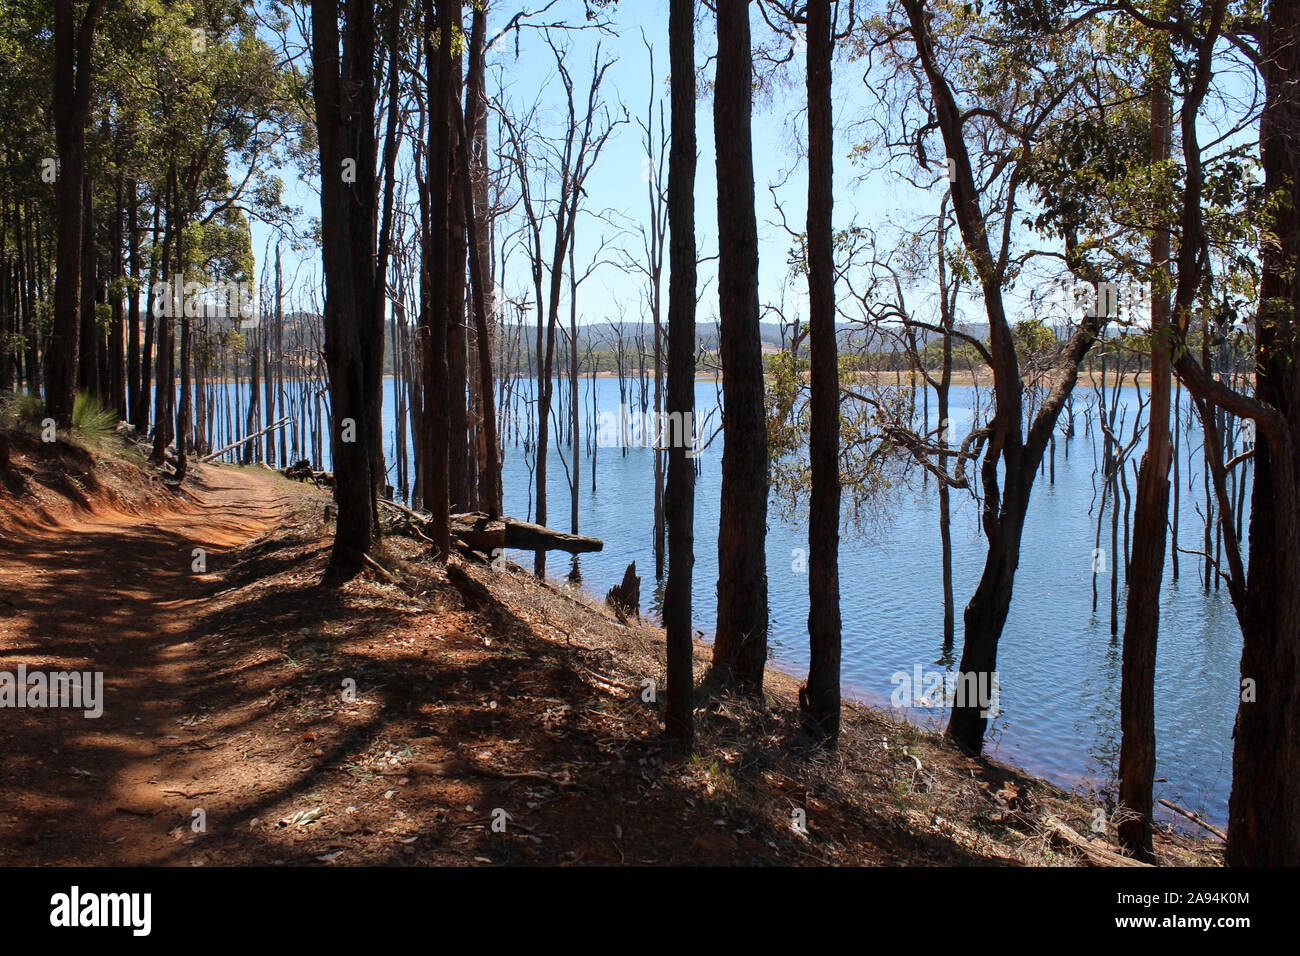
[0, 0, 1295, 885]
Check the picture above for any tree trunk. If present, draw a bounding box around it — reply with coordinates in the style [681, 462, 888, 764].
[1117, 42, 1173, 862]
[801, 0, 841, 741]
[312, 0, 382, 583]
[421, 0, 453, 557]
[711, 0, 769, 694]
[1226, 0, 1300, 866]
[46, 0, 101, 430]
[446, 0, 470, 512]
[664, 0, 697, 747]
[125, 179, 141, 424]
[464, 3, 501, 516]
[945, 488, 1024, 752]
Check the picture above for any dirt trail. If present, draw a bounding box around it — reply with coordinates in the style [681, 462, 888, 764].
[0, 465, 298, 864]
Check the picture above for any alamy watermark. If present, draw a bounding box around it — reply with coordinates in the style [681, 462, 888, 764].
[49, 886, 150, 936]
[151, 274, 257, 330]
[594, 404, 704, 457]
[0, 665, 103, 718]
[890, 664, 1000, 718]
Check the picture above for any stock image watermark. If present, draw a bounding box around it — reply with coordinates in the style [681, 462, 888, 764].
[151, 275, 257, 330]
[594, 404, 704, 457]
[0, 665, 103, 718]
[49, 886, 151, 936]
[890, 664, 1000, 718]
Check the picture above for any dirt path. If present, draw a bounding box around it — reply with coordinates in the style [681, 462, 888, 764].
[0, 465, 298, 864]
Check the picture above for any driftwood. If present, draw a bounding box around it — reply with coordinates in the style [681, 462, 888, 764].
[376, 500, 603, 556]
[605, 562, 640, 622]
[1158, 799, 1227, 841]
[1045, 816, 1152, 867]
[452, 512, 604, 555]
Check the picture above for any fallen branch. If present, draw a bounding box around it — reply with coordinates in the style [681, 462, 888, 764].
[1045, 816, 1151, 867]
[200, 417, 292, 463]
[1158, 799, 1227, 841]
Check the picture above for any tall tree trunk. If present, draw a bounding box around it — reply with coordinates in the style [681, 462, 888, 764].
[77, 174, 96, 396]
[800, 0, 841, 740]
[152, 171, 177, 462]
[421, 0, 453, 557]
[107, 175, 125, 419]
[454, 88, 501, 518]
[1226, 0, 1300, 866]
[135, 201, 158, 434]
[1117, 34, 1173, 862]
[46, 0, 102, 430]
[711, 0, 769, 694]
[175, 211, 191, 482]
[125, 178, 141, 424]
[312, 0, 382, 583]
[447, 0, 470, 512]
[464, 2, 501, 516]
[664, 0, 697, 746]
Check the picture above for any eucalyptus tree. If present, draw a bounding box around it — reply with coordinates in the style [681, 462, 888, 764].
[311, 0, 385, 582]
[712, 0, 770, 694]
[863, 0, 1116, 753]
[664, 0, 698, 746]
[1105, 0, 1300, 866]
[800, 0, 844, 739]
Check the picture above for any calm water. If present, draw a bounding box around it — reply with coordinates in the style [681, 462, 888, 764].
[212, 374, 1243, 826]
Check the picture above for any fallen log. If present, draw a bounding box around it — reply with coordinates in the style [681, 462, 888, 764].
[281, 459, 334, 487]
[499, 515, 603, 555]
[1045, 816, 1152, 867]
[200, 417, 292, 463]
[378, 501, 603, 556]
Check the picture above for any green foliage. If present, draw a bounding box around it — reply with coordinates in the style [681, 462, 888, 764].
[764, 344, 897, 528]
[1013, 318, 1055, 359]
[0, 391, 46, 432]
[72, 392, 119, 442]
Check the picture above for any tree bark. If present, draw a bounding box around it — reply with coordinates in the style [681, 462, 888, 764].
[664, 0, 698, 746]
[1117, 33, 1173, 862]
[1225, 0, 1300, 866]
[421, 0, 453, 558]
[46, 0, 102, 430]
[801, 0, 841, 740]
[711, 0, 769, 694]
[312, 0, 382, 583]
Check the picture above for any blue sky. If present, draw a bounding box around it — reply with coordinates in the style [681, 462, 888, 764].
[250, 0, 902, 330]
[247, 0, 1263, 337]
